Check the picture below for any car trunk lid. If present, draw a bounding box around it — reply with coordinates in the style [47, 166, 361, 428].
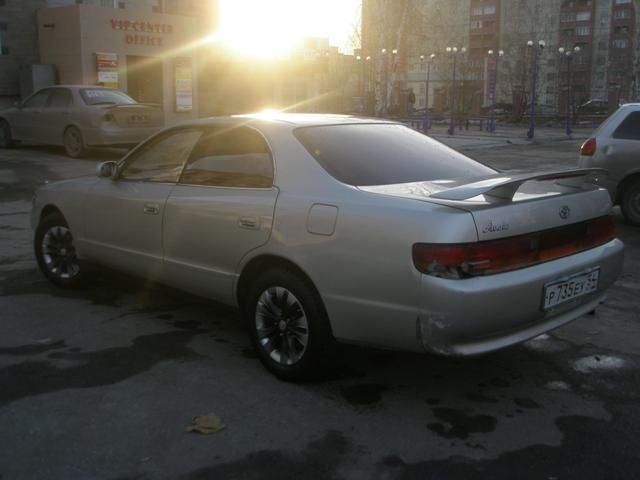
[359, 168, 611, 241]
[103, 103, 164, 128]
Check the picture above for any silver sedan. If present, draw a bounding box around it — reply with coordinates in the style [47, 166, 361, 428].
[0, 85, 163, 158]
[31, 114, 624, 380]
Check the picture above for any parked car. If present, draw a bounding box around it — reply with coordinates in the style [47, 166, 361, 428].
[31, 114, 624, 380]
[0, 85, 163, 157]
[576, 99, 610, 115]
[579, 103, 640, 225]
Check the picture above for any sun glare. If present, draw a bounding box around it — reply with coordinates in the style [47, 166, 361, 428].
[217, 0, 360, 59]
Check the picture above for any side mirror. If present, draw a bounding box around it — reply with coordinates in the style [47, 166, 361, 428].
[97, 161, 118, 178]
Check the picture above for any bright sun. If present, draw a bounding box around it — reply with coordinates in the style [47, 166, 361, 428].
[217, 0, 360, 59]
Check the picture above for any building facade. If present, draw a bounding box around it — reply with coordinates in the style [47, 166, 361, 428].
[0, 0, 214, 121]
[362, 0, 640, 117]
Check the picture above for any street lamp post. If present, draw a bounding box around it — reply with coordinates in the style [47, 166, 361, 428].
[446, 46, 466, 135]
[487, 49, 504, 133]
[380, 48, 392, 116]
[420, 53, 436, 132]
[558, 46, 580, 137]
[527, 40, 546, 139]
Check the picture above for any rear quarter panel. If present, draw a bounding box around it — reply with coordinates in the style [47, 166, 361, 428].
[236, 125, 478, 350]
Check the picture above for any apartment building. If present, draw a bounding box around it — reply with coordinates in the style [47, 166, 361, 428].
[362, 0, 640, 116]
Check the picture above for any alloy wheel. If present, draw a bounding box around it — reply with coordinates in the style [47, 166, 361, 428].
[255, 286, 309, 366]
[41, 225, 80, 280]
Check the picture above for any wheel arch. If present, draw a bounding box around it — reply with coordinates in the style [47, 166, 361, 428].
[235, 254, 324, 310]
[615, 171, 640, 204]
[40, 204, 65, 222]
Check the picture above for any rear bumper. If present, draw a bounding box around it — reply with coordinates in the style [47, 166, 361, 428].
[83, 125, 161, 147]
[417, 238, 624, 355]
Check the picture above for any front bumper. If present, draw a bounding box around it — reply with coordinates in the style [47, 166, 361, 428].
[83, 125, 161, 147]
[417, 238, 624, 355]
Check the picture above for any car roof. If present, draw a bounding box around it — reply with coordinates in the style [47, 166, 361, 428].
[177, 113, 398, 129]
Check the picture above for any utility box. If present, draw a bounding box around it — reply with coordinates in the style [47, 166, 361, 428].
[19, 64, 58, 100]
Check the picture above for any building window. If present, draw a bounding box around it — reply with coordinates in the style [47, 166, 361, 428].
[470, 20, 482, 29]
[483, 5, 496, 15]
[615, 0, 632, 4]
[472, 7, 483, 15]
[614, 10, 631, 19]
[575, 26, 591, 35]
[561, 13, 575, 22]
[613, 39, 629, 48]
[576, 11, 591, 21]
[614, 26, 630, 34]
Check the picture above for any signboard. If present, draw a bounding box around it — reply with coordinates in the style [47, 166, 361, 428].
[110, 19, 174, 47]
[175, 57, 193, 112]
[96, 52, 118, 88]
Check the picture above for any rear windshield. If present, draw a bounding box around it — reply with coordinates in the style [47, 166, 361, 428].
[294, 124, 495, 186]
[80, 89, 136, 106]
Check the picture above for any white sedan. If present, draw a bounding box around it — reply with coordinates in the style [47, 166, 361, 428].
[31, 114, 624, 380]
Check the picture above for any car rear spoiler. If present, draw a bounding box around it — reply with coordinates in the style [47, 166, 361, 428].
[429, 168, 608, 201]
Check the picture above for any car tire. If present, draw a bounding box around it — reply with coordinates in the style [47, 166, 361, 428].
[620, 178, 640, 226]
[0, 119, 15, 148]
[63, 126, 87, 158]
[244, 268, 336, 382]
[34, 212, 85, 288]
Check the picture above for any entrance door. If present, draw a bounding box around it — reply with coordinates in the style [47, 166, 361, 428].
[126, 55, 163, 106]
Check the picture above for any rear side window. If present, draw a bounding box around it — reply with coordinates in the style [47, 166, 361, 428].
[294, 124, 495, 186]
[180, 127, 273, 188]
[48, 89, 73, 108]
[80, 89, 136, 106]
[612, 111, 640, 140]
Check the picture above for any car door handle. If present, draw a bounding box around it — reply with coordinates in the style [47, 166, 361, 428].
[143, 203, 160, 215]
[238, 216, 258, 229]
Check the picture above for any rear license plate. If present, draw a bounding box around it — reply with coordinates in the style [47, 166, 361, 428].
[128, 115, 149, 124]
[542, 268, 600, 310]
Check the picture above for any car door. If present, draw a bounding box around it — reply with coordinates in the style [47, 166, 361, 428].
[81, 128, 203, 279]
[12, 89, 51, 141]
[609, 111, 640, 183]
[44, 88, 74, 145]
[162, 125, 278, 303]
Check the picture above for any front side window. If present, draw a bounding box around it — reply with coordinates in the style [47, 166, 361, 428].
[180, 126, 273, 188]
[119, 129, 202, 182]
[613, 111, 640, 140]
[22, 90, 51, 108]
[80, 88, 136, 106]
[294, 124, 495, 186]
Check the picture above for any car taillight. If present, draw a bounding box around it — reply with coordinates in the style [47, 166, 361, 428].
[103, 113, 116, 122]
[413, 216, 615, 279]
[580, 137, 597, 156]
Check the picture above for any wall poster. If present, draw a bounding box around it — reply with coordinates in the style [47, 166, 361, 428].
[175, 57, 193, 112]
[96, 52, 119, 88]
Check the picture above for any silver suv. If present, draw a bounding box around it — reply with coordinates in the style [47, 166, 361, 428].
[579, 104, 640, 225]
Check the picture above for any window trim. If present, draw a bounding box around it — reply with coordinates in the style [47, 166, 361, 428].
[176, 125, 276, 190]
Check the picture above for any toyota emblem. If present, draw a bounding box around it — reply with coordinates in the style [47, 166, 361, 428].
[559, 206, 571, 220]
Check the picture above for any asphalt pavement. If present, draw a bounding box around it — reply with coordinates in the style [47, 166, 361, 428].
[1, 138, 639, 480]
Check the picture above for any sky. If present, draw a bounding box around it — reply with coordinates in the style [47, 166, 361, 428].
[217, 0, 362, 58]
